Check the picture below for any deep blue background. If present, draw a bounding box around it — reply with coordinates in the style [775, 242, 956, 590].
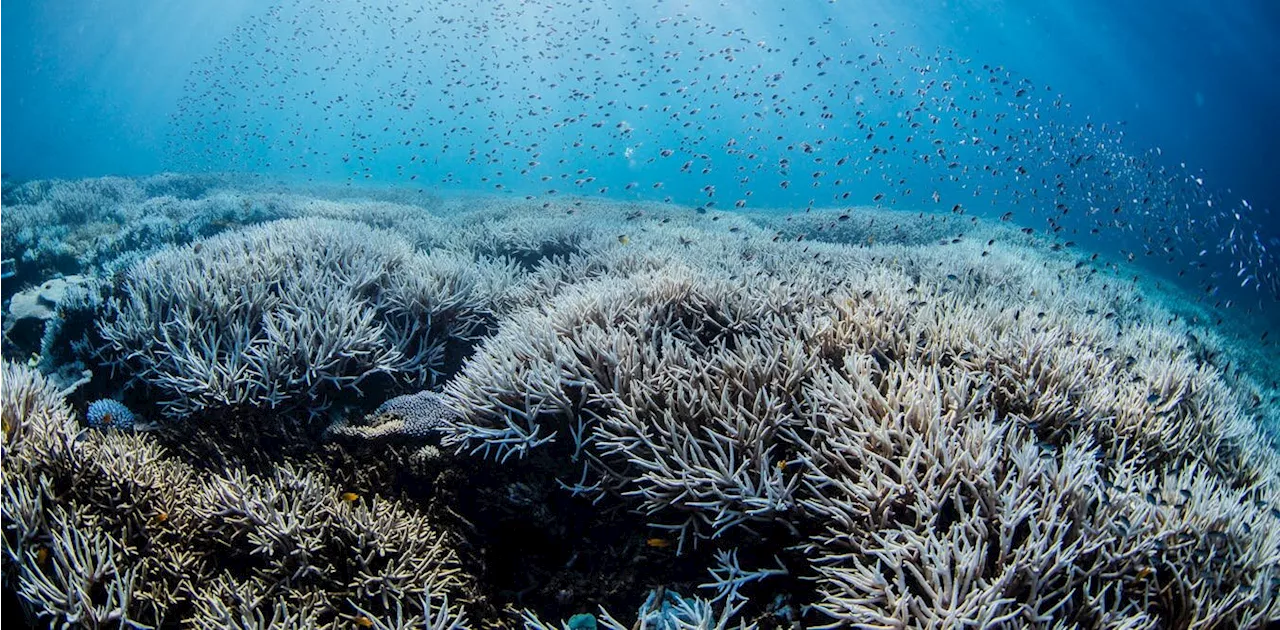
[4, 0, 1279, 219]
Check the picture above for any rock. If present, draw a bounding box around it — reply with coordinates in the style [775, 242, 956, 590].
[3, 275, 92, 342]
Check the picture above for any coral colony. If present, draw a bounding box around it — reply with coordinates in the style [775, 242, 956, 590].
[2, 179, 1278, 628]
[2, 0, 1279, 628]
[85, 399, 136, 431]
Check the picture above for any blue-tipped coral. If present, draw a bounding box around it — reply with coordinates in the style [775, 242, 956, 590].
[566, 613, 597, 630]
[85, 399, 135, 431]
[521, 589, 741, 630]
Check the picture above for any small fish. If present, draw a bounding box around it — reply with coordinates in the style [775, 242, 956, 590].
[354, 615, 375, 628]
[618, 235, 630, 245]
[341, 492, 360, 503]
[645, 538, 672, 549]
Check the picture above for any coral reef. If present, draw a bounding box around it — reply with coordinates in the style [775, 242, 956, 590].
[439, 206, 1280, 627]
[2, 275, 94, 343]
[1, 362, 473, 629]
[96, 217, 520, 420]
[4, 182, 1279, 628]
[523, 589, 747, 630]
[0, 174, 460, 290]
[1, 174, 247, 283]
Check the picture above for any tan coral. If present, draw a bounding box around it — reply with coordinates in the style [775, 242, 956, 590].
[0, 362, 473, 628]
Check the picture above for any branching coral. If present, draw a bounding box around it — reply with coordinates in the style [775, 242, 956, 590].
[1, 362, 474, 628]
[7, 186, 1280, 628]
[1, 174, 246, 281]
[437, 213, 1280, 627]
[14, 505, 139, 629]
[522, 588, 752, 630]
[96, 217, 520, 420]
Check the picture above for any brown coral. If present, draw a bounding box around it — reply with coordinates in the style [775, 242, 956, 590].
[0, 362, 474, 629]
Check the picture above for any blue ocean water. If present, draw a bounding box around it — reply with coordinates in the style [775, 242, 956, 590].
[4, 2, 1280, 627]
[5, 0, 1280, 323]
[4, 0, 1279, 196]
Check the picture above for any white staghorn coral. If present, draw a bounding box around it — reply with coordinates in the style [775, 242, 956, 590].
[345, 590, 470, 630]
[6, 188, 1280, 627]
[435, 202, 1280, 627]
[441, 268, 821, 548]
[97, 217, 520, 420]
[13, 506, 140, 630]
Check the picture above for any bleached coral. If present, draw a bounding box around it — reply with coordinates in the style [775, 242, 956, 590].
[0, 362, 474, 628]
[96, 217, 520, 420]
[437, 209, 1280, 627]
[7, 188, 1279, 627]
[1, 175, 246, 279]
[13, 505, 139, 629]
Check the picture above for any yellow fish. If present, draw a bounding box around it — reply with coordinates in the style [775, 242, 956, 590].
[341, 492, 360, 503]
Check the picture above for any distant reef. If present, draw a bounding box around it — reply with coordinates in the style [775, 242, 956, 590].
[3, 175, 1278, 628]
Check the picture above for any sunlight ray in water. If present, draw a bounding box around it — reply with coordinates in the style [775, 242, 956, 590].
[2, 1, 1278, 627]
